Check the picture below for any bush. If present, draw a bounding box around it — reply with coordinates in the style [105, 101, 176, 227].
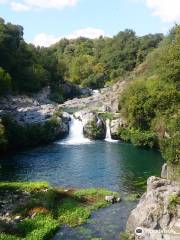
[120, 25, 180, 167]
[120, 79, 179, 130]
[118, 128, 156, 148]
[160, 113, 180, 165]
[0, 67, 12, 96]
[168, 194, 180, 215]
[0, 120, 8, 152]
[1, 115, 63, 150]
[82, 73, 107, 89]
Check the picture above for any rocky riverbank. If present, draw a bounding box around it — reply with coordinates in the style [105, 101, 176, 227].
[61, 80, 126, 113]
[0, 80, 127, 153]
[0, 182, 119, 240]
[0, 90, 71, 153]
[126, 173, 180, 240]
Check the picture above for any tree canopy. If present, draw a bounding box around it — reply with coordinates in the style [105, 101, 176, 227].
[120, 25, 180, 165]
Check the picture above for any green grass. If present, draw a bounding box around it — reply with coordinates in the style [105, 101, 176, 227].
[57, 188, 118, 227]
[168, 194, 180, 215]
[0, 182, 49, 192]
[124, 193, 140, 202]
[0, 215, 59, 240]
[0, 182, 118, 240]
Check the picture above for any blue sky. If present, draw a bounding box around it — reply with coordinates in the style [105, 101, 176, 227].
[0, 0, 180, 46]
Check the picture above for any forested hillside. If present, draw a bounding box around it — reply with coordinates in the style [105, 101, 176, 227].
[0, 17, 65, 96]
[51, 30, 163, 89]
[119, 25, 180, 176]
[0, 17, 179, 170]
[0, 17, 163, 98]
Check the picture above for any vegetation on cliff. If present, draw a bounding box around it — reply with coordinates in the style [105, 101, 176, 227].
[119, 25, 180, 168]
[0, 115, 67, 153]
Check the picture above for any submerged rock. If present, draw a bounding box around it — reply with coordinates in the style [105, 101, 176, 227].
[126, 176, 180, 240]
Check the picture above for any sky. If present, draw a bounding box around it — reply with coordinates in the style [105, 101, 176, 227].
[0, 0, 180, 47]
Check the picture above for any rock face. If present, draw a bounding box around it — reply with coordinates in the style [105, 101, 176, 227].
[126, 176, 180, 240]
[61, 81, 126, 113]
[49, 117, 69, 139]
[0, 95, 70, 150]
[110, 117, 127, 139]
[75, 111, 106, 140]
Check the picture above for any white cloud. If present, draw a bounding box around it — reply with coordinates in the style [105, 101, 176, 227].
[32, 28, 106, 47]
[33, 33, 60, 47]
[11, 2, 30, 11]
[145, 0, 180, 23]
[67, 28, 105, 39]
[0, 0, 79, 11]
[0, 0, 7, 3]
[24, 0, 78, 9]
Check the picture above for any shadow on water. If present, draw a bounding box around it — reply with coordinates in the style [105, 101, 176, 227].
[0, 140, 164, 239]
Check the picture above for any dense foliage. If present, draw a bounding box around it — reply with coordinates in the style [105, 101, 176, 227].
[0, 17, 163, 104]
[0, 115, 66, 152]
[0, 17, 163, 99]
[0, 17, 64, 96]
[120, 25, 180, 165]
[52, 30, 163, 88]
[0, 120, 7, 151]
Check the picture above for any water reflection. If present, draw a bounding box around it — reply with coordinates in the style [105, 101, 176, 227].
[0, 141, 164, 194]
[0, 141, 164, 240]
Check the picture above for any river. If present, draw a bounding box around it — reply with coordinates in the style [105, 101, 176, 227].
[0, 117, 164, 240]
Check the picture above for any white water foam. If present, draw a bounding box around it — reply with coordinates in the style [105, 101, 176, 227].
[105, 119, 119, 143]
[58, 115, 91, 145]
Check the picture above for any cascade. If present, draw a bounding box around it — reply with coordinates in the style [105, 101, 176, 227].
[105, 119, 119, 143]
[59, 115, 91, 145]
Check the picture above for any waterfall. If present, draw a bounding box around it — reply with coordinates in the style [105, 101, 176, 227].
[58, 115, 91, 145]
[105, 119, 119, 143]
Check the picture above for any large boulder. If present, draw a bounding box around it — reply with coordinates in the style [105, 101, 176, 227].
[126, 176, 180, 240]
[110, 117, 127, 139]
[0, 94, 70, 151]
[50, 117, 69, 139]
[75, 111, 106, 140]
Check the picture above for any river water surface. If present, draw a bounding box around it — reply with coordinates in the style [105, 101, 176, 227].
[0, 140, 164, 240]
[0, 117, 164, 240]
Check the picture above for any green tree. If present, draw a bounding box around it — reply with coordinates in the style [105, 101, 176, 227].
[0, 67, 12, 96]
[0, 120, 7, 151]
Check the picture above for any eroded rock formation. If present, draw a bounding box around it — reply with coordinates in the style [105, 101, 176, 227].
[126, 176, 180, 240]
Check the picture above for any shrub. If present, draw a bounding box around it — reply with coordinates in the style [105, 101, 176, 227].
[168, 194, 180, 215]
[0, 67, 12, 96]
[0, 120, 8, 152]
[160, 113, 180, 165]
[118, 128, 156, 148]
[1, 115, 63, 150]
